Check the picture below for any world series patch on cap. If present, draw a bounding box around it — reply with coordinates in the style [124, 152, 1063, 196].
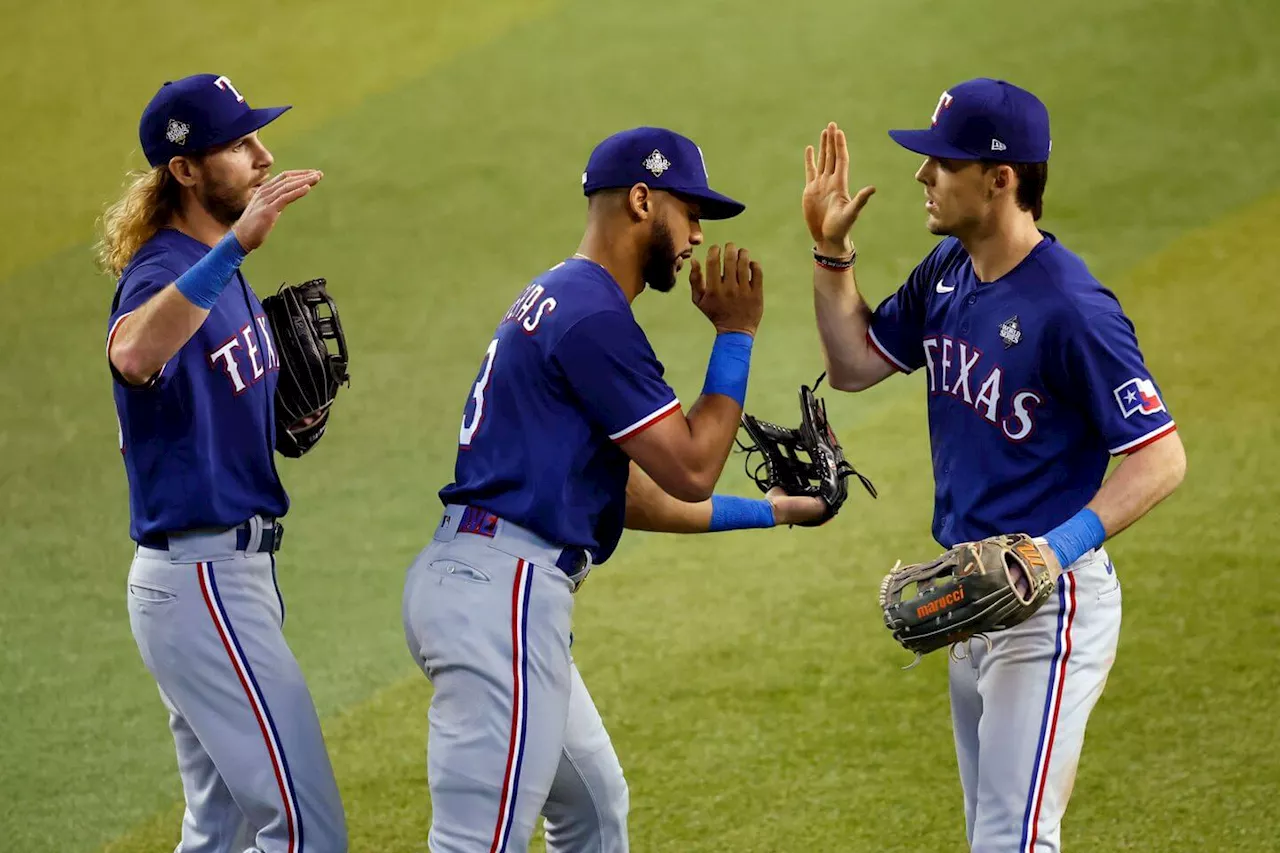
[139, 74, 290, 167]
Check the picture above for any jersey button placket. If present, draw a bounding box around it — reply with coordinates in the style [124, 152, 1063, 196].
[960, 292, 977, 335]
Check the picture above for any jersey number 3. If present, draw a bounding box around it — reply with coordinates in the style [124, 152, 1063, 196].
[459, 338, 498, 446]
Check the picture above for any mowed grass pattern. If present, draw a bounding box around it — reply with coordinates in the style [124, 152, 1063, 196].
[1, 1, 1278, 850]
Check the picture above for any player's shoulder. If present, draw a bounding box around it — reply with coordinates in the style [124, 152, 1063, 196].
[118, 229, 194, 286]
[540, 258, 634, 320]
[931, 235, 968, 265]
[1028, 232, 1125, 320]
[909, 236, 969, 289]
[499, 257, 637, 342]
[537, 257, 617, 295]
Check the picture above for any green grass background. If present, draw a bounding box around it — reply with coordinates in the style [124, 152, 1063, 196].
[2, 0, 1278, 850]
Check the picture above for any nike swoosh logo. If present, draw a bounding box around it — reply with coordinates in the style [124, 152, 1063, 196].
[936, 279, 955, 293]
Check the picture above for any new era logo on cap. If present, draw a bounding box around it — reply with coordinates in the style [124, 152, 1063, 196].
[991, 139, 1007, 152]
[1113, 377, 1165, 417]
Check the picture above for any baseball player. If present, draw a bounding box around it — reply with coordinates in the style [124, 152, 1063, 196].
[801, 80, 1187, 851]
[100, 74, 345, 852]
[402, 127, 826, 853]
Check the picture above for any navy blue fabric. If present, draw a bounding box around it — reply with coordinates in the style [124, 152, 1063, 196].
[109, 228, 287, 542]
[868, 233, 1174, 547]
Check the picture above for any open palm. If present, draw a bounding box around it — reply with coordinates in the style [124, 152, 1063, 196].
[803, 122, 875, 253]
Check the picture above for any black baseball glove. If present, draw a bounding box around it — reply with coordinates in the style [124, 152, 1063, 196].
[737, 374, 876, 525]
[261, 278, 350, 458]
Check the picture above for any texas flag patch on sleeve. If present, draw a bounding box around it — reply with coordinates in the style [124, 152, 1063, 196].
[1113, 377, 1166, 417]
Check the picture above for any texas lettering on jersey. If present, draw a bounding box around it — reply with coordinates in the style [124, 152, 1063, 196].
[923, 334, 1040, 442]
[501, 277, 560, 334]
[868, 234, 1176, 547]
[208, 314, 280, 393]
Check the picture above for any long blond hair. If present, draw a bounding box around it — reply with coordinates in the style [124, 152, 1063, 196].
[96, 165, 183, 276]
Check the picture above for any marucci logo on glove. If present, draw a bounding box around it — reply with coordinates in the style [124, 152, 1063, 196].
[879, 533, 1055, 668]
[916, 588, 964, 619]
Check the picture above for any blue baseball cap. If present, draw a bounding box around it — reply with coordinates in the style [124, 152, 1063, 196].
[888, 78, 1050, 163]
[582, 127, 745, 220]
[139, 74, 290, 167]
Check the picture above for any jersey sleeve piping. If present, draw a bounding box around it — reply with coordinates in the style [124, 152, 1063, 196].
[610, 398, 681, 442]
[107, 310, 133, 354]
[1109, 420, 1177, 455]
[866, 327, 911, 373]
[106, 309, 167, 387]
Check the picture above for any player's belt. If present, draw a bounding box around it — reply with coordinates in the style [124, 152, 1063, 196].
[138, 518, 284, 554]
[440, 504, 591, 590]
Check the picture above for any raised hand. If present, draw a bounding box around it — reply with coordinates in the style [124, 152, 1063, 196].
[803, 123, 875, 257]
[688, 243, 764, 336]
[233, 169, 324, 252]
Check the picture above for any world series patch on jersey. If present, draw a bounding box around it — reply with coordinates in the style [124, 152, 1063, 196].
[866, 233, 1176, 548]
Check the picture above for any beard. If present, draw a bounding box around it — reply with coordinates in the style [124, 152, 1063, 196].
[641, 219, 680, 293]
[198, 177, 251, 227]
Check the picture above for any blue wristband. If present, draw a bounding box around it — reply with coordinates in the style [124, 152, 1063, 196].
[708, 495, 776, 532]
[702, 331, 753, 406]
[174, 231, 247, 309]
[1044, 508, 1106, 569]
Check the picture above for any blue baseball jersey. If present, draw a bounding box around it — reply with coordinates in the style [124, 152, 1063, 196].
[439, 257, 680, 563]
[868, 233, 1175, 548]
[108, 228, 288, 543]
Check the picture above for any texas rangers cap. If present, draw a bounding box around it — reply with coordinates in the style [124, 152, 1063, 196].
[888, 78, 1050, 163]
[139, 74, 291, 167]
[582, 127, 745, 220]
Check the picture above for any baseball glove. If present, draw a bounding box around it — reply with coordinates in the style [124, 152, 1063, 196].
[737, 373, 876, 526]
[261, 278, 350, 458]
[879, 534, 1056, 666]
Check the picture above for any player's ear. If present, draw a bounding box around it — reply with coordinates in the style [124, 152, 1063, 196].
[628, 183, 652, 221]
[168, 156, 198, 188]
[992, 164, 1015, 192]
[983, 163, 1012, 202]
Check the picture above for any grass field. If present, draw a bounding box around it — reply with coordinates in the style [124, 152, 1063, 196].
[3, 1, 1279, 850]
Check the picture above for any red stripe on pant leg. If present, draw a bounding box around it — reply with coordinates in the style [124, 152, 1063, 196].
[488, 559, 527, 853]
[1028, 570, 1077, 850]
[197, 562, 297, 853]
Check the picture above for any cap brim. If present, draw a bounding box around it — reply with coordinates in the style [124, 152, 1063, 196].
[671, 187, 746, 220]
[214, 105, 292, 149]
[887, 128, 980, 160]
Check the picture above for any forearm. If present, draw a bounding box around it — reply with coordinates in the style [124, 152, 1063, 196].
[628, 331, 753, 501]
[1043, 432, 1186, 566]
[624, 463, 777, 533]
[109, 285, 211, 383]
[109, 231, 246, 384]
[677, 392, 745, 495]
[812, 262, 892, 392]
[1087, 431, 1187, 537]
[624, 463, 714, 532]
